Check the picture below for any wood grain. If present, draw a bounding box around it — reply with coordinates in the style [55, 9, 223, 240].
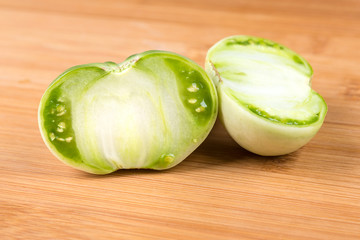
[1, 0, 360, 239]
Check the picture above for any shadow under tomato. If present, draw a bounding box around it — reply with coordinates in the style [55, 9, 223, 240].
[185, 121, 298, 172]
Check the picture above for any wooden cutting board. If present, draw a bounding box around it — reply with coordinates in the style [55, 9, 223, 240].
[1, 0, 359, 239]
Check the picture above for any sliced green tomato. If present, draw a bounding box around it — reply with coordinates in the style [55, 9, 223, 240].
[39, 51, 218, 174]
[205, 36, 327, 156]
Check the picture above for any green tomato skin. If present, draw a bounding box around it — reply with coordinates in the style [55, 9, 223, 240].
[39, 51, 218, 174]
[206, 36, 327, 156]
[214, 81, 326, 156]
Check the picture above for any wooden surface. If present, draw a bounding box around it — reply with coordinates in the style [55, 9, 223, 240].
[1, 0, 360, 239]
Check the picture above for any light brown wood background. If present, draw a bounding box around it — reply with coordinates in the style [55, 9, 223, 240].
[1, 0, 360, 239]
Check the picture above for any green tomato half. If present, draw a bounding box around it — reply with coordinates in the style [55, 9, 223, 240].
[39, 51, 218, 174]
[205, 36, 327, 156]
